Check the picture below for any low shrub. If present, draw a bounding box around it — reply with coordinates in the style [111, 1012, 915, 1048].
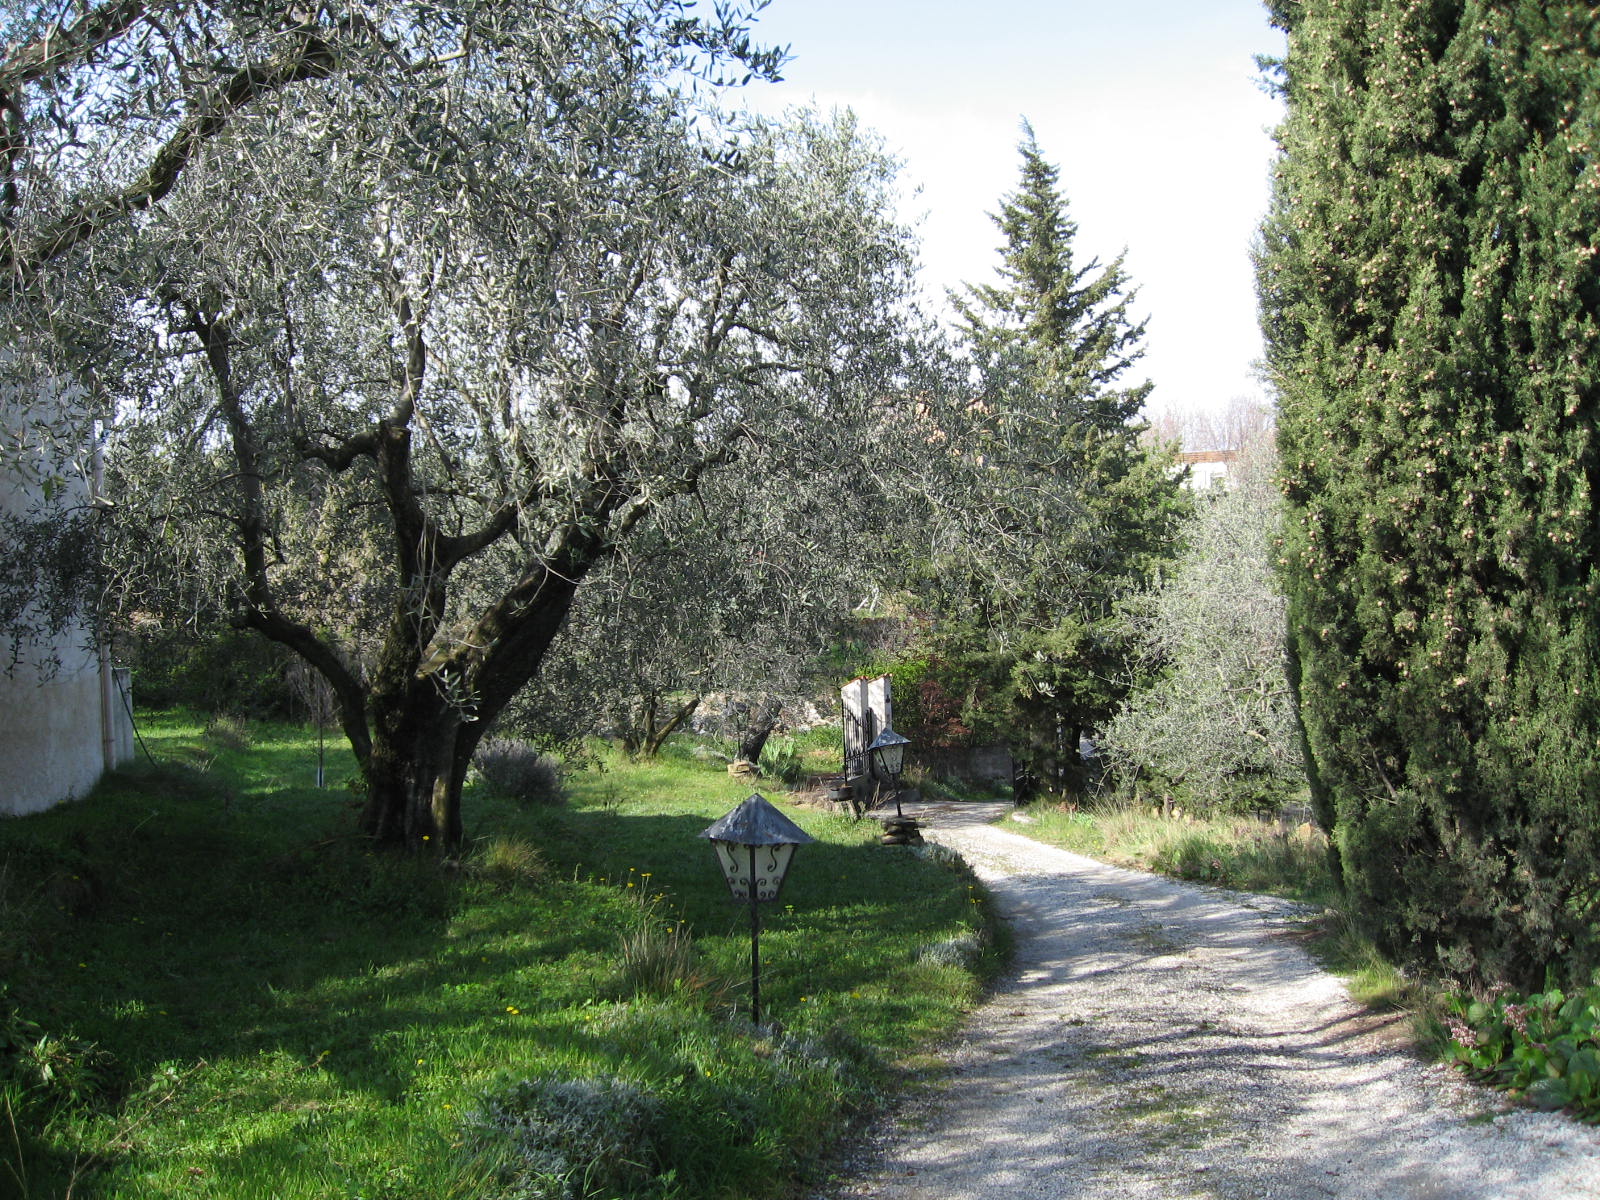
[470, 1074, 664, 1200]
[475, 739, 566, 806]
[1445, 983, 1600, 1116]
[916, 931, 984, 970]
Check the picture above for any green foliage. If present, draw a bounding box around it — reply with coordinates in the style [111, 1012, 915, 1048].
[865, 645, 977, 749]
[900, 124, 1188, 788]
[1445, 984, 1600, 1116]
[123, 624, 299, 718]
[1259, 0, 1600, 988]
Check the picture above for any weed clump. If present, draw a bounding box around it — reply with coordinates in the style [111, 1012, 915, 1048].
[1, 988, 121, 1118]
[475, 739, 566, 806]
[757, 737, 804, 785]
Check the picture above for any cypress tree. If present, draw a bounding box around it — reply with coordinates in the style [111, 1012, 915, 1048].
[1259, 0, 1600, 987]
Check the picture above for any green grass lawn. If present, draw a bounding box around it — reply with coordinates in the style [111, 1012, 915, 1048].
[1, 714, 1004, 1200]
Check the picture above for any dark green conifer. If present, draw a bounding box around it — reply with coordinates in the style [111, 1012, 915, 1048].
[1259, 0, 1600, 987]
[925, 126, 1187, 788]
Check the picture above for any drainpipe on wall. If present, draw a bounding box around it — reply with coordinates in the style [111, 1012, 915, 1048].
[92, 422, 115, 771]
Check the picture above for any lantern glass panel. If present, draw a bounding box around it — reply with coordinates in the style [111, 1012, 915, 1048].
[712, 840, 797, 902]
[869, 730, 908, 778]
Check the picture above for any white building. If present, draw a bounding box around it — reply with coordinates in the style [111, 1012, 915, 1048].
[1179, 449, 1238, 490]
[1, 398, 134, 816]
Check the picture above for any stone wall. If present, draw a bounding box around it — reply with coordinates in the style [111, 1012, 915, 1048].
[917, 743, 1014, 786]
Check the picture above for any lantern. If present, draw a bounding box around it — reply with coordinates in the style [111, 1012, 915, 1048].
[867, 727, 911, 817]
[700, 793, 815, 1025]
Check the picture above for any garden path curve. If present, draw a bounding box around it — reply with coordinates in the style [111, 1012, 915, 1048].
[819, 801, 1600, 1200]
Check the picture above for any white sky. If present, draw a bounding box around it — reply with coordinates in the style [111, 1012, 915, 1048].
[737, 0, 1286, 418]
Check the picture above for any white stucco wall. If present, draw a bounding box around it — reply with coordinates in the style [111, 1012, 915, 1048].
[1, 393, 133, 817]
[0, 656, 113, 814]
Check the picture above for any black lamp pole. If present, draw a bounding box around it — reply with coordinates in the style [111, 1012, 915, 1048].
[746, 844, 762, 1025]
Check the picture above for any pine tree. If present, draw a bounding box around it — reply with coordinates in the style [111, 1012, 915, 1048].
[1259, 0, 1600, 987]
[921, 126, 1187, 789]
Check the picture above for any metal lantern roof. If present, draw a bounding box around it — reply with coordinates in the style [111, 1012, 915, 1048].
[699, 793, 816, 847]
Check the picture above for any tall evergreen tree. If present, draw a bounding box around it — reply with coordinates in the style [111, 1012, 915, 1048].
[916, 126, 1187, 788]
[1259, 0, 1600, 987]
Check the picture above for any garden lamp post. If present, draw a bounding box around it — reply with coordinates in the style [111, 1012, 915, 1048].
[700, 793, 815, 1026]
[867, 727, 911, 817]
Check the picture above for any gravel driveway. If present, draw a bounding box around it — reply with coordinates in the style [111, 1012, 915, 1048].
[822, 801, 1600, 1200]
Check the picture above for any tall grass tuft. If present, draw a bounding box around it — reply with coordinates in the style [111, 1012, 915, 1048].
[203, 712, 254, 752]
[1023, 799, 1336, 906]
[614, 922, 714, 1002]
[470, 835, 549, 890]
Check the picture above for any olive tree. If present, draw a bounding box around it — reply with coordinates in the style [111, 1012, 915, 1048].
[0, 0, 386, 660]
[511, 454, 888, 759]
[1100, 435, 1302, 810]
[95, 4, 917, 849]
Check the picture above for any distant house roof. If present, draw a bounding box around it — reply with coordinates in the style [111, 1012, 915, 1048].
[1179, 450, 1239, 466]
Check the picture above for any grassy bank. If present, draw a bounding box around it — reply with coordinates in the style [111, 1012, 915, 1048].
[1013, 801, 1337, 906]
[1, 714, 1003, 1200]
